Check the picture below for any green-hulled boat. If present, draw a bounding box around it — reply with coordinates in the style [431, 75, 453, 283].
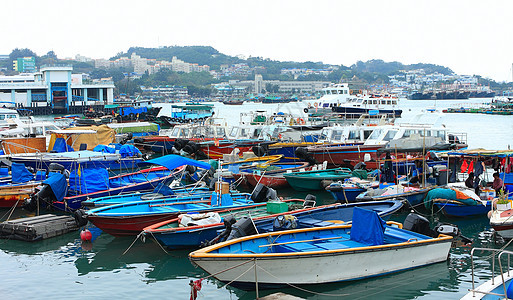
[283, 167, 352, 191]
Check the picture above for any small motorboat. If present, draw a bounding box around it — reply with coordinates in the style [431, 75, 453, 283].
[189, 207, 453, 289]
[428, 184, 490, 217]
[232, 161, 310, 189]
[84, 192, 254, 236]
[326, 177, 379, 203]
[282, 167, 352, 191]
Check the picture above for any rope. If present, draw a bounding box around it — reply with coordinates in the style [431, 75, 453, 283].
[122, 232, 144, 256]
[0, 200, 20, 221]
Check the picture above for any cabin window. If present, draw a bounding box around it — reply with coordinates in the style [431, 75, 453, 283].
[0, 115, 4, 120]
[331, 130, 343, 141]
[387, 100, 391, 105]
[320, 129, 329, 140]
[372, 100, 377, 105]
[364, 130, 372, 139]
[383, 130, 398, 141]
[368, 129, 382, 140]
[331, 90, 337, 94]
[362, 100, 367, 105]
[229, 127, 238, 137]
[392, 101, 397, 105]
[171, 127, 180, 137]
[254, 129, 262, 137]
[216, 127, 226, 136]
[348, 130, 361, 140]
[34, 127, 43, 136]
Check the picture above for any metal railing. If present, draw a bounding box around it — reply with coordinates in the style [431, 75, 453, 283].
[469, 248, 513, 298]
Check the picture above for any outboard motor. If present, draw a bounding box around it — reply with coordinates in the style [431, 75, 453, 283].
[201, 215, 237, 247]
[173, 139, 189, 152]
[294, 147, 316, 165]
[23, 184, 56, 212]
[403, 213, 472, 244]
[46, 163, 66, 177]
[251, 183, 278, 203]
[226, 217, 257, 241]
[273, 215, 298, 231]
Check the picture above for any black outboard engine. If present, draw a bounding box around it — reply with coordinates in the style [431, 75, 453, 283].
[46, 163, 66, 177]
[294, 147, 317, 165]
[251, 183, 278, 203]
[403, 213, 437, 237]
[226, 217, 257, 241]
[201, 215, 237, 247]
[23, 184, 56, 212]
[173, 139, 189, 152]
[403, 213, 472, 244]
[273, 215, 298, 231]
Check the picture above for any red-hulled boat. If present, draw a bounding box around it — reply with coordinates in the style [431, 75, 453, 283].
[305, 143, 384, 169]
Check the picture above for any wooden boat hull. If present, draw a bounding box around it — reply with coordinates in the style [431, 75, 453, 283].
[243, 173, 289, 189]
[0, 183, 39, 207]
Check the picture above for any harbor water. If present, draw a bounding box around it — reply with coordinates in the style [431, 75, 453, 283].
[1, 98, 512, 299]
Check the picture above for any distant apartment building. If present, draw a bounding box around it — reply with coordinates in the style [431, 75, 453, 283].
[140, 85, 188, 99]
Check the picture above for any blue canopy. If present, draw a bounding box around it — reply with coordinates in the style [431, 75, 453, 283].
[43, 173, 67, 202]
[350, 207, 386, 246]
[142, 154, 211, 170]
[11, 162, 34, 183]
[119, 144, 142, 158]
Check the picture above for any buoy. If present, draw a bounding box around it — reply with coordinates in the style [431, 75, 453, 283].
[80, 229, 92, 241]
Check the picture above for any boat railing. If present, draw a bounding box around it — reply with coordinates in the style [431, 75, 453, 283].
[469, 248, 513, 298]
[1, 140, 43, 155]
[447, 132, 468, 145]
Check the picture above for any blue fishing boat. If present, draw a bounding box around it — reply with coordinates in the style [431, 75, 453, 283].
[326, 178, 379, 203]
[143, 200, 403, 250]
[25, 155, 212, 212]
[189, 207, 452, 289]
[426, 186, 490, 217]
[81, 184, 211, 208]
[85, 192, 254, 236]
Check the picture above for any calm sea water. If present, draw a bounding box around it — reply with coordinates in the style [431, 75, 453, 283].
[1, 99, 512, 299]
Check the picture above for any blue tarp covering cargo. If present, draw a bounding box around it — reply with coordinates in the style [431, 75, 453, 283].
[68, 167, 109, 195]
[142, 154, 211, 170]
[11, 162, 34, 183]
[43, 173, 67, 202]
[93, 144, 116, 154]
[119, 144, 142, 158]
[350, 207, 386, 246]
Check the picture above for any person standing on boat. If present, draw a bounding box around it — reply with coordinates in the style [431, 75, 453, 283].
[492, 172, 504, 195]
[380, 152, 395, 184]
[409, 160, 424, 184]
[473, 157, 486, 195]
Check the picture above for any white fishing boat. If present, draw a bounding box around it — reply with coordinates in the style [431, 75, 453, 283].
[189, 208, 453, 288]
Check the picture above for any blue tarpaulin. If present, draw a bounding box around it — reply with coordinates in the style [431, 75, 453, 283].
[142, 154, 211, 170]
[52, 137, 74, 153]
[11, 162, 34, 183]
[68, 167, 109, 195]
[93, 144, 116, 154]
[350, 207, 386, 246]
[119, 144, 142, 158]
[43, 173, 67, 202]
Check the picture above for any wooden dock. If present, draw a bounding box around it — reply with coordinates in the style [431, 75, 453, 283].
[0, 214, 79, 242]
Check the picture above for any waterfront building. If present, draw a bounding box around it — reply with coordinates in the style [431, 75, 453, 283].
[0, 65, 115, 114]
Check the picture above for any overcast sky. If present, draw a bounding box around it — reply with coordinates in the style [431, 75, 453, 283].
[3, 0, 512, 81]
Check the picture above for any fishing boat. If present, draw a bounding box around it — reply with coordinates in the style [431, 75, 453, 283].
[189, 207, 453, 289]
[84, 192, 254, 236]
[428, 185, 490, 217]
[326, 178, 379, 203]
[144, 200, 403, 250]
[231, 162, 310, 189]
[81, 184, 210, 208]
[331, 93, 402, 118]
[282, 167, 352, 191]
[489, 207, 513, 239]
[462, 248, 513, 299]
[25, 155, 212, 212]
